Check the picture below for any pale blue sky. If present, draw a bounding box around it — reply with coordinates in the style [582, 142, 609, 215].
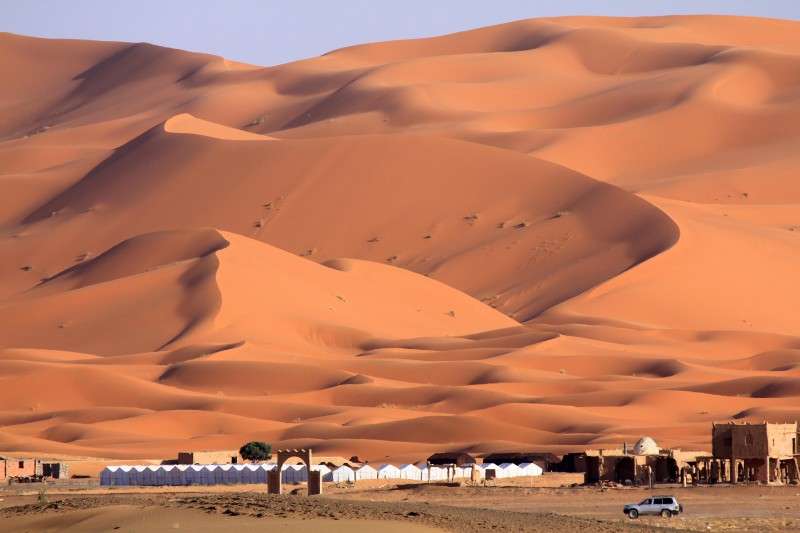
[2, 1, 799, 66]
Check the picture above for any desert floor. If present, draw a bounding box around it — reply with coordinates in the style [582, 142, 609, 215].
[2, 481, 800, 532]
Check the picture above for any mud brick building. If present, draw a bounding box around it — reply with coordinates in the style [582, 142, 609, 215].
[564, 437, 707, 485]
[177, 450, 242, 465]
[0, 457, 37, 481]
[712, 421, 800, 484]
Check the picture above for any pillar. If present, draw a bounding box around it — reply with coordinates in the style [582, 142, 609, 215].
[730, 457, 737, 484]
[267, 469, 281, 494]
[308, 470, 322, 496]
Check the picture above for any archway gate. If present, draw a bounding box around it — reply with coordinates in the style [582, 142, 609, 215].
[267, 448, 322, 495]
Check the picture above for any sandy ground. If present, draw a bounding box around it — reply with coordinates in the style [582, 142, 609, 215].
[0, 489, 667, 532]
[4, 483, 800, 532]
[2, 506, 440, 533]
[1, 15, 800, 463]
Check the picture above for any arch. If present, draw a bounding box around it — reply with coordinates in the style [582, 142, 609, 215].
[267, 448, 321, 495]
[615, 457, 636, 484]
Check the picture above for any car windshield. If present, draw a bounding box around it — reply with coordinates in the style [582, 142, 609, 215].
[639, 499, 650, 505]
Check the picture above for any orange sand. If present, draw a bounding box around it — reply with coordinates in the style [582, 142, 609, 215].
[1, 15, 800, 464]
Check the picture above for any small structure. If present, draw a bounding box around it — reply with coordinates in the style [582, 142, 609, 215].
[518, 462, 544, 477]
[712, 421, 800, 484]
[498, 463, 523, 479]
[398, 463, 421, 480]
[377, 464, 401, 479]
[330, 464, 355, 483]
[355, 464, 377, 480]
[480, 462, 500, 478]
[1, 457, 36, 480]
[177, 450, 241, 465]
[579, 437, 705, 485]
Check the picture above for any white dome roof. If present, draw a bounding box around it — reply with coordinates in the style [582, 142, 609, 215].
[633, 436, 659, 455]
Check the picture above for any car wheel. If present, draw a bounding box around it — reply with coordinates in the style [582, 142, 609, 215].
[661, 509, 672, 518]
[628, 509, 639, 519]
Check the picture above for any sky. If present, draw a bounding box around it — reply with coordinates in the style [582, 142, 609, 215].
[3, 0, 799, 66]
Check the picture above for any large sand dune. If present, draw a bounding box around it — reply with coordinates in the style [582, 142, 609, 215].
[1, 15, 799, 462]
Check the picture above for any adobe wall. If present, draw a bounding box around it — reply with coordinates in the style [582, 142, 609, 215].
[178, 450, 241, 464]
[766, 424, 798, 458]
[731, 425, 770, 458]
[712, 424, 734, 458]
[530, 473, 584, 487]
[5, 458, 37, 478]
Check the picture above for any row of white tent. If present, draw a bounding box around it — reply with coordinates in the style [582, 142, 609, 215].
[100, 462, 542, 486]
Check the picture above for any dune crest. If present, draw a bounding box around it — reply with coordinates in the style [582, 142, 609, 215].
[163, 113, 277, 141]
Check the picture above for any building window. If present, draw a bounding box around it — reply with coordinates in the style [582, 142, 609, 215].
[18, 460, 24, 469]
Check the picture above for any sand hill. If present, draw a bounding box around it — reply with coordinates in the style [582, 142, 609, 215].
[1, 15, 800, 462]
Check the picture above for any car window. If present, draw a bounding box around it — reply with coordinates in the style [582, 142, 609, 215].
[653, 498, 662, 505]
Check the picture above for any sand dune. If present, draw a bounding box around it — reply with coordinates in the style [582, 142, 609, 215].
[1, 15, 800, 462]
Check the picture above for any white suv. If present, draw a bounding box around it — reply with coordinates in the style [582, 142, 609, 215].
[624, 495, 683, 519]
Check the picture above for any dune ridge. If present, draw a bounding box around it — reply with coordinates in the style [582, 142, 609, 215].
[1, 15, 800, 462]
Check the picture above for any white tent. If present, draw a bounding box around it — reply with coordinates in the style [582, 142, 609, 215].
[377, 464, 401, 479]
[331, 465, 355, 483]
[480, 463, 500, 479]
[222, 464, 241, 484]
[320, 465, 334, 482]
[174, 465, 192, 485]
[355, 464, 377, 480]
[499, 463, 522, 479]
[154, 465, 170, 485]
[138, 466, 151, 486]
[293, 464, 308, 482]
[101, 466, 127, 486]
[454, 466, 472, 479]
[430, 466, 448, 481]
[518, 462, 543, 477]
[398, 464, 421, 480]
[113, 466, 133, 486]
[238, 464, 255, 484]
[209, 465, 223, 484]
[133, 466, 145, 486]
[185, 465, 204, 485]
[99, 467, 113, 486]
[198, 465, 215, 485]
[144, 466, 158, 486]
[280, 464, 296, 484]
[419, 466, 446, 481]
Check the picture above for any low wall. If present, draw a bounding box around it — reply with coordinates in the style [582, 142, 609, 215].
[530, 473, 585, 487]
